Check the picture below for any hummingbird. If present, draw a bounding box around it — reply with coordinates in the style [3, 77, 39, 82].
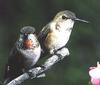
[4, 26, 41, 84]
[39, 10, 89, 54]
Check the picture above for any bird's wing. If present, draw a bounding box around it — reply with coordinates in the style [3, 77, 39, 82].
[4, 46, 23, 82]
[4, 46, 17, 84]
[38, 23, 51, 40]
[38, 23, 51, 55]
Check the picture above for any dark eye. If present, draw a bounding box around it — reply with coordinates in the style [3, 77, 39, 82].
[62, 15, 68, 20]
[24, 33, 28, 36]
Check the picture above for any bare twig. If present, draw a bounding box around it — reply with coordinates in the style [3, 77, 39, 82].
[6, 47, 69, 85]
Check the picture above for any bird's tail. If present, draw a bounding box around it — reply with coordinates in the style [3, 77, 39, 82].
[3, 78, 11, 85]
[0, 80, 4, 85]
[0, 79, 9, 85]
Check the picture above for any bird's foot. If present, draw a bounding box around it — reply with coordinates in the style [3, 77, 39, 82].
[55, 47, 70, 60]
[49, 49, 55, 54]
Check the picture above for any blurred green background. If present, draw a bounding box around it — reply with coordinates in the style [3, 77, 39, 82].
[0, 0, 100, 85]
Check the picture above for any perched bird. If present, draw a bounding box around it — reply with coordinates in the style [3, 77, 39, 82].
[39, 10, 89, 54]
[4, 26, 41, 84]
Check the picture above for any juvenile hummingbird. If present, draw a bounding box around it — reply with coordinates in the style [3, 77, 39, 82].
[4, 26, 41, 84]
[39, 10, 89, 54]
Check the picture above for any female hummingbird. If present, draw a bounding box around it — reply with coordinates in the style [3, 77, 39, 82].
[39, 10, 89, 54]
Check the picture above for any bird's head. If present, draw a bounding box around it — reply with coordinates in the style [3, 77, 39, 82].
[18, 26, 38, 49]
[53, 10, 89, 31]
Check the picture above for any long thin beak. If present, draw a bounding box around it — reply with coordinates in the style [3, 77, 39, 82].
[75, 18, 89, 23]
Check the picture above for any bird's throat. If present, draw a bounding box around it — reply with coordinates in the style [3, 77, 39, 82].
[23, 39, 33, 49]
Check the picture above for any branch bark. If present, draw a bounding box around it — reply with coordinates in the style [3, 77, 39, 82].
[6, 47, 69, 85]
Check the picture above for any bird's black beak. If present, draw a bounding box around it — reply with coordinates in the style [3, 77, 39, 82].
[74, 18, 89, 23]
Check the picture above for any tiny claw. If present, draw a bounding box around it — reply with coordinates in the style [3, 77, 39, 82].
[49, 49, 55, 54]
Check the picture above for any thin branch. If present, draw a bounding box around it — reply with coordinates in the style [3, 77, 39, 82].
[6, 47, 69, 85]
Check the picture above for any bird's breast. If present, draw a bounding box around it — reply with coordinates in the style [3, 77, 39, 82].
[20, 45, 41, 68]
[45, 30, 71, 50]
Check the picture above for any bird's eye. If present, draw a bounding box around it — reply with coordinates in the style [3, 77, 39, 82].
[62, 15, 68, 20]
[24, 33, 28, 36]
